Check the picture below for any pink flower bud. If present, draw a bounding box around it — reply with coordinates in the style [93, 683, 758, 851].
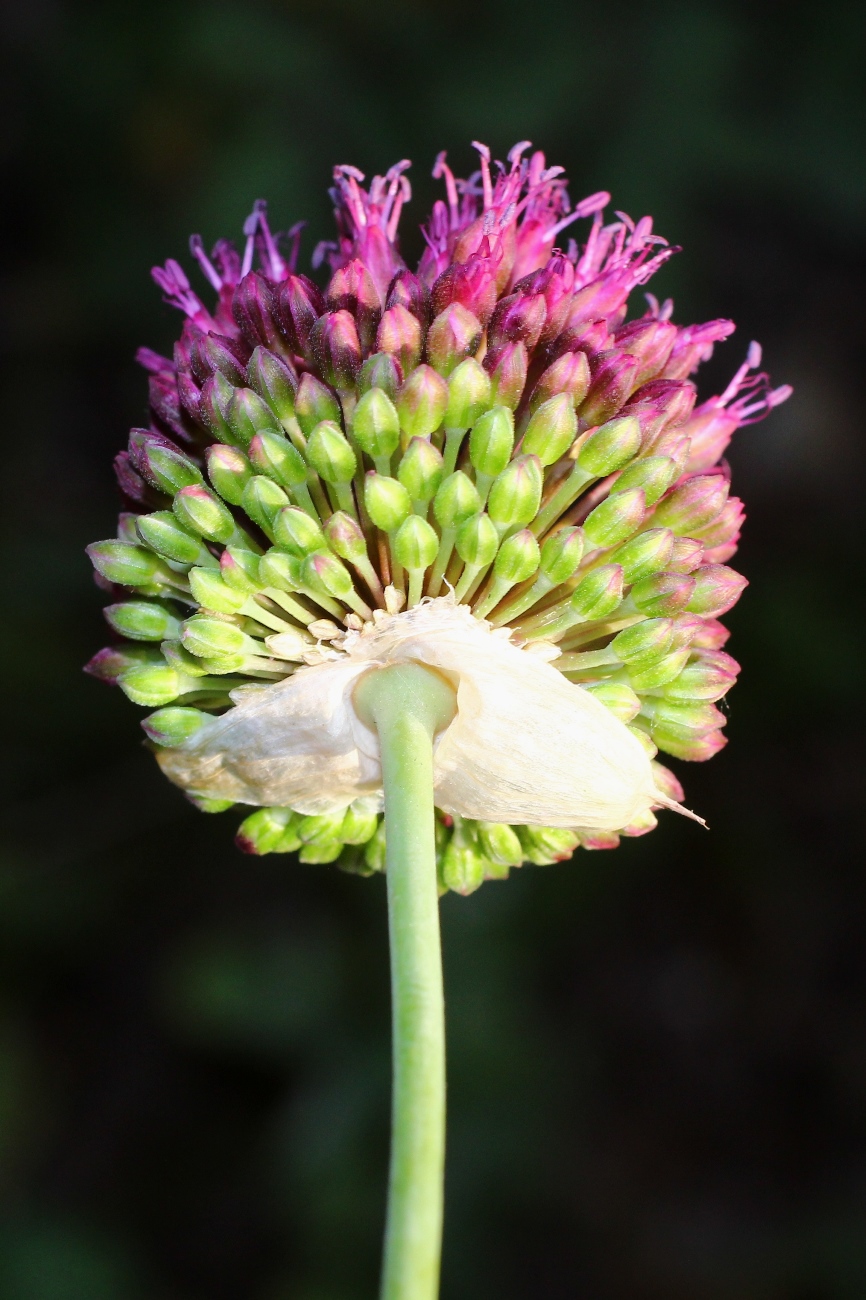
[386, 269, 431, 326]
[326, 257, 382, 353]
[653, 472, 730, 534]
[528, 349, 591, 414]
[483, 342, 528, 411]
[232, 271, 283, 351]
[425, 304, 482, 376]
[487, 291, 547, 353]
[310, 310, 362, 389]
[579, 352, 641, 425]
[431, 251, 499, 325]
[277, 273, 325, 359]
[614, 318, 678, 386]
[377, 305, 424, 374]
[685, 564, 748, 617]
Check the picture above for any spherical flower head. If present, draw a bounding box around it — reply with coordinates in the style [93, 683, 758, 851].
[85, 141, 791, 892]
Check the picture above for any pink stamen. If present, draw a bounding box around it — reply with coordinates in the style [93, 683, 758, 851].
[189, 234, 223, 291]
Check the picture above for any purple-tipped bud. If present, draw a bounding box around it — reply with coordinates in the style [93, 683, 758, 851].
[614, 318, 678, 386]
[173, 484, 236, 544]
[487, 454, 543, 529]
[246, 346, 297, 424]
[220, 545, 261, 593]
[232, 271, 283, 351]
[202, 334, 247, 386]
[395, 364, 449, 438]
[539, 526, 585, 584]
[469, 407, 515, 479]
[176, 371, 204, 425]
[692, 496, 745, 560]
[653, 472, 730, 534]
[528, 350, 591, 414]
[200, 372, 235, 441]
[294, 373, 342, 436]
[426, 304, 482, 377]
[227, 386, 283, 448]
[570, 564, 624, 621]
[443, 358, 491, 428]
[358, 351, 402, 400]
[377, 305, 423, 375]
[303, 551, 354, 602]
[138, 441, 203, 496]
[206, 444, 252, 505]
[483, 341, 528, 410]
[236, 807, 297, 856]
[667, 536, 705, 573]
[249, 430, 308, 489]
[398, 437, 444, 504]
[664, 657, 738, 702]
[579, 351, 641, 425]
[278, 273, 326, 359]
[310, 310, 362, 390]
[513, 253, 575, 344]
[623, 379, 697, 447]
[324, 511, 367, 563]
[326, 257, 382, 352]
[521, 394, 577, 466]
[431, 256, 498, 326]
[487, 290, 547, 353]
[684, 564, 748, 617]
[148, 371, 189, 440]
[386, 269, 431, 325]
[84, 643, 162, 684]
[631, 571, 697, 617]
[114, 452, 163, 508]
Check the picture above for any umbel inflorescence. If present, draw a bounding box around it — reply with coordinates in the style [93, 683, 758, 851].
[86, 141, 790, 893]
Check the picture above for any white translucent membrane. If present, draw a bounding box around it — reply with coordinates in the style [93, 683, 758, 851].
[158, 598, 694, 830]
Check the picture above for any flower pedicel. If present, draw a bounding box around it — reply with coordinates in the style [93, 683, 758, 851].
[86, 140, 790, 1299]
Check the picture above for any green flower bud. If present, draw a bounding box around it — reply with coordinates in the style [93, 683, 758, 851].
[142, 706, 209, 747]
[302, 551, 354, 602]
[469, 406, 515, 478]
[273, 505, 327, 556]
[521, 394, 577, 467]
[325, 511, 367, 562]
[245, 346, 297, 424]
[645, 697, 726, 740]
[240, 475, 290, 536]
[227, 386, 282, 447]
[392, 514, 438, 571]
[298, 810, 347, 847]
[486, 341, 527, 410]
[86, 541, 169, 588]
[583, 487, 647, 548]
[519, 825, 579, 864]
[611, 616, 674, 665]
[652, 473, 730, 534]
[306, 420, 357, 486]
[299, 839, 344, 864]
[220, 546, 261, 593]
[173, 484, 236, 544]
[248, 430, 308, 489]
[200, 371, 235, 441]
[206, 444, 252, 505]
[104, 600, 181, 642]
[363, 821, 387, 872]
[608, 527, 674, 583]
[118, 662, 190, 707]
[664, 656, 738, 702]
[569, 563, 624, 620]
[186, 795, 236, 814]
[443, 357, 491, 428]
[615, 454, 678, 506]
[432, 471, 482, 529]
[377, 304, 424, 375]
[139, 442, 203, 495]
[577, 416, 642, 476]
[440, 835, 487, 895]
[667, 537, 705, 574]
[584, 681, 642, 722]
[626, 648, 691, 692]
[341, 801, 380, 846]
[364, 473, 412, 532]
[182, 615, 260, 662]
[631, 572, 696, 617]
[161, 639, 212, 678]
[136, 512, 213, 567]
[353, 387, 401, 462]
[397, 437, 444, 504]
[395, 364, 449, 438]
[477, 822, 524, 868]
[188, 567, 247, 613]
[455, 512, 499, 566]
[295, 373, 342, 437]
[85, 644, 161, 683]
[493, 528, 540, 583]
[236, 807, 297, 855]
[358, 351, 401, 400]
[426, 304, 483, 376]
[487, 454, 543, 530]
[539, 526, 584, 585]
[257, 549, 301, 592]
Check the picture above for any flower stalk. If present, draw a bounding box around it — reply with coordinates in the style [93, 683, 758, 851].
[355, 663, 457, 1300]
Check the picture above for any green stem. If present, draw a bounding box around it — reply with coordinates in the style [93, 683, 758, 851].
[354, 664, 457, 1300]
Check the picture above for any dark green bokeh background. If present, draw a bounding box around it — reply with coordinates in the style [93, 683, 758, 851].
[1, 2, 865, 1296]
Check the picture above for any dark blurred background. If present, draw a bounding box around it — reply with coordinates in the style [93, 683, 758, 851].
[1, 1, 865, 1296]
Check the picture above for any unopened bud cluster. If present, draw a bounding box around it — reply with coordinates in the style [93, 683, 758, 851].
[87, 142, 789, 891]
